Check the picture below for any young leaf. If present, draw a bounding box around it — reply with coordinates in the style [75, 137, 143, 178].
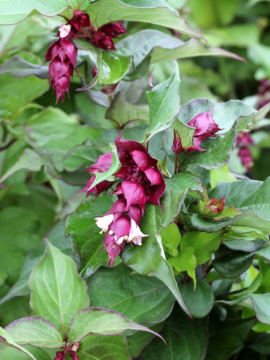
[145, 64, 180, 139]
[97, 51, 132, 86]
[0, 327, 36, 360]
[68, 307, 164, 342]
[0, 56, 48, 79]
[5, 317, 63, 349]
[29, 241, 89, 336]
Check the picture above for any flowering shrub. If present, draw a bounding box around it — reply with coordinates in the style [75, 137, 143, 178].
[0, 1, 270, 359]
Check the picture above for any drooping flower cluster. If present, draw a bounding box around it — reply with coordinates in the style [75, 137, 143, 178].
[257, 78, 270, 109]
[236, 131, 254, 172]
[45, 10, 127, 101]
[173, 112, 222, 153]
[82, 134, 166, 264]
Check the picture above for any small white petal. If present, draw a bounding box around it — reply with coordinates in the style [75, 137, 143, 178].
[128, 219, 148, 246]
[59, 24, 71, 38]
[95, 214, 114, 233]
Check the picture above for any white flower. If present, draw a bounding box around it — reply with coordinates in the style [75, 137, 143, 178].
[59, 24, 71, 38]
[95, 214, 114, 233]
[128, 219, 148, 246]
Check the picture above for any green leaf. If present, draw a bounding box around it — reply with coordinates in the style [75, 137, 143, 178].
[211, 177, 270, 237]
[145, 64, 180, 139]
[141, 308, 208, 360]
[0, 149, 43, 183]
[171, 118, 195, 149]
[0, 327, 36, 360]
[181, 231, 222, 265]
[168, 247, 197, 284]
[251, 294, 270, 325]
[188, 0, 237, 28]
[210, 165, 237, 189]
[105, 93, 149, 128]
[0, 74, 48, 119]
[213, 249, 254, 278]
[78, 335, 130, 360]
[97, 51, 131, 85]
[123, 205, 191, 317]
[206, 317, 256, 360]
[29, 241, 89, 336]
[87, 264, 174, 325]
[5, 317, 63, 348]
[179, 279, 214, 317]
[87, 0, 202, 39]
[66, 195, 116, 276]
[68, 308, 163, 342]
[151, 38, 245, 63]
[184, 125, 237, 169]
[0, 0, 68, 25]
[161, 223, 181, 257]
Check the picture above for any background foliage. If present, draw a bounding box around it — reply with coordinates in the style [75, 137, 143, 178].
[1, 0, 270, 359]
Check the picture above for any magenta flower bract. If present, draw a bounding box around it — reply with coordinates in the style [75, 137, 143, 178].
[207, 196, 226, 214]
[91, 22, 128, 51]
[173, 111, 222, 153]
[45, 35, 77, 103]
[236, 132, 254, 172]
[115, 134, 166, 206]
[80, 152, 113, 197]
[81, 134, 165, 264]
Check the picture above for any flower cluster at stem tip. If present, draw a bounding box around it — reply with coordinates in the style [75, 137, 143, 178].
[81, 134, 166, 265]
[45, 10, 127, 102]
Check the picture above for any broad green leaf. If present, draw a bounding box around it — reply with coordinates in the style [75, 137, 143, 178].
[0, 0, 67, 24]
[168, 247, 197, 284]
[0, 149, 43, 183]
[251, 294, 270, 325]
[188, 0, 237, 28]
[0, 74, 48, 119]
[5, 317, 62, 348]
[116, 29, 183, 68]
[181, 231, 222, 265]
[66, 195, 117, 277]
[78, 335, 130, 360]
[210, 165, 236, 188]
[184, 125, 236, 169]
[151, 38, 245, 63]
[0, 55, 48, 79]
[206, 317, 256, 360]
[127, 324, 162, 358]
[123, 205, 191, 317]
[97, 51, 132, 85]
[157, 173, 202, 227]
[213, 249, 254, 278]
[145, 64, 180, 139]
[161, 223, 181, 257]
[29, 241, 89, 336]
[105, 93, 149, 128]
[87, 0, 202, 39]
[211, 178, 270, 236]
[90, 148, 120, 190]
[87, 264, 174, 325]
[0, 327, 36, 360]
[141, 309, 208, 360]
[68, 308, 163, 342]
[179, 279, 214, 318]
